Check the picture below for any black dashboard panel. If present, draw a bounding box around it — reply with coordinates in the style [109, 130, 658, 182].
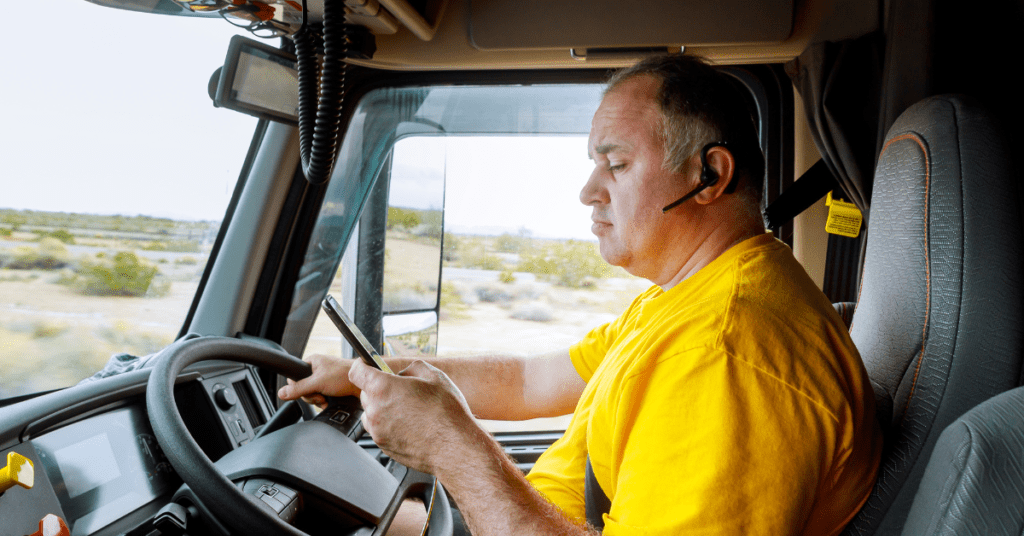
[33, 406, 178, 535]
[0, 361, 273, 536]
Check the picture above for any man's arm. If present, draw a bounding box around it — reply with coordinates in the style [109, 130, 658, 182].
[278, 350, 585, 421]
[348, 360, 598, 536]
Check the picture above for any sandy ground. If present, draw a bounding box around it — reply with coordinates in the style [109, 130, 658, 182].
[0, 273, 198, 396]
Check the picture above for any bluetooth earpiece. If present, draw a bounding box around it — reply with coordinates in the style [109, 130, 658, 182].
[662, 141, 730, 213]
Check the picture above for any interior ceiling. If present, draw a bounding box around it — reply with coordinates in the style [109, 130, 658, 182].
[334, 0, 879, 70]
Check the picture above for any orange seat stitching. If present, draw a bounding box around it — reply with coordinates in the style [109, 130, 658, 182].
[879, 133, 931, 423]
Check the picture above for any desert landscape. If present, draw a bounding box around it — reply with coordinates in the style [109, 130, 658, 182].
[1, 209, 648, 432]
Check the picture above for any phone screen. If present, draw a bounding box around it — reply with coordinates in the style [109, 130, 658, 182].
[321, 295, 394, 374]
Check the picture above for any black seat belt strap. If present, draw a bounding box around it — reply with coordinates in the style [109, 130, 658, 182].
[585, 455, 611, 531]
[763, 159, 837, 231]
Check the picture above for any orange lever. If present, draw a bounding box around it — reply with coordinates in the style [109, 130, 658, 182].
[26, 514, 70, 536]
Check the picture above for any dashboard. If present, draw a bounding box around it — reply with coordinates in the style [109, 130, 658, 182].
[0, 362, 274, 536]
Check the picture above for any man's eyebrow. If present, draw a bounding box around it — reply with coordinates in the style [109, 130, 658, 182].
[588, 143, 622, 160]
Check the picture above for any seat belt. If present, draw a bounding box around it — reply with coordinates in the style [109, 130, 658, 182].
[763, 159, 837, 231]
[585, 456, 610, 531]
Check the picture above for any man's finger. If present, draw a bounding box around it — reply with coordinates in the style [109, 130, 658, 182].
[349, 358, 374, 389]
[301, 394, 326, 408]
[397, 359, 433, 378]
[278, 375, 317, 400]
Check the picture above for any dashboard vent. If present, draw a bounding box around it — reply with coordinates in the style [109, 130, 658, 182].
[233, 380, 267, 429]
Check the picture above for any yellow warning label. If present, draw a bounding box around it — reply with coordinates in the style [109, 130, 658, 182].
[825, 191, 863, 238]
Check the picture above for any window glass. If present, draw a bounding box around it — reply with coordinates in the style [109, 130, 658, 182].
[283, 84, 649, 433]
[0, 4, 257, 398]
[428, 135, 649, 432]
[382, 137, 445, 314]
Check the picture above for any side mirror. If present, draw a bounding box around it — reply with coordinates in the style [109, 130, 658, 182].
[209, 35, 298, 125]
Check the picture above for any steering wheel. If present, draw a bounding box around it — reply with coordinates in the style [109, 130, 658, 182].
[146, 336, 453, 536]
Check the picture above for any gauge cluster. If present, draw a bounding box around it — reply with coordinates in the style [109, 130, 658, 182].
[34, 406, 179, 535]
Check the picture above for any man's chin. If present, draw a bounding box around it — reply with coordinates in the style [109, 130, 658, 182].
[596, 242, 624, 268]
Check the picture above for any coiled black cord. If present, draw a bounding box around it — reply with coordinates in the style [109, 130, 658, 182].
[293, 0, 348, 185]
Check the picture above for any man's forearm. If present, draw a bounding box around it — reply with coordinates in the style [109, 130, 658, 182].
[437, 424, 598, 536]
[384, 355, 531, 421]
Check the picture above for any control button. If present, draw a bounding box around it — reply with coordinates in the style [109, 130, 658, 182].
[235, 419, 246, 435]
[260, 492, 286, 512]
[259, 484, 279, 498]
[213, 385, 238, 410]
[328, 410, 350, 425]
[0, 451, 34, 493]
[274, 485, 297, 501]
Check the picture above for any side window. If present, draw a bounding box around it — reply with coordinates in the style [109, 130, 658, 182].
[285, 84, 663, 433]
[380, 137, 445, 357]
[383, 136, 647, 432]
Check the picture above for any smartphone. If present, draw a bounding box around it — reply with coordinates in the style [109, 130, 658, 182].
[321, 294, 394, 374]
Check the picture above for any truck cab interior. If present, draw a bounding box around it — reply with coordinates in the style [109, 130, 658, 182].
[1, 0, 1022, 535]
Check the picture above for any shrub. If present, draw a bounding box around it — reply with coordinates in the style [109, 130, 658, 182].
[37, 229, 75, 244]
[516, 240, 613, 288]
[498, 270, 516, 284]
[511, 303, 554, 322]
[175, 256, 199, 265]
[5, 238, 70, 269]
[32, 321, 69, 339]
[78, 251, 166, 297]
[1, 213, 26, 231]
[442, 233, 461, 262]
[142, 240, 200, 253]
[387, 207, 422, 230]
[494, 233, 525, 253]
[439, 282, 469, 320]
[475, 285, 513, 303]
[0, 227, 11, 237]
[414, 211, 443, 239]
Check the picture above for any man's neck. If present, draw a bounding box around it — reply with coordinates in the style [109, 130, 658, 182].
[655, 207, 766, 291]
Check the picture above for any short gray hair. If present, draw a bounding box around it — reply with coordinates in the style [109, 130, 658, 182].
[605, 54, 764, 201]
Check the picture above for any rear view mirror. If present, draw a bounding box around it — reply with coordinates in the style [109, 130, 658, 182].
[210, 35, 298, 125]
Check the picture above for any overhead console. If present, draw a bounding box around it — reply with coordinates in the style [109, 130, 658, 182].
[468, 0, 794, 50]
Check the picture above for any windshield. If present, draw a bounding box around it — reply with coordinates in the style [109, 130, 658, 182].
[0, 3, 258, 399]
[279, 84, 648, 433]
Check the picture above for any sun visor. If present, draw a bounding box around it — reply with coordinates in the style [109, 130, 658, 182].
[468, 0, 794, 50]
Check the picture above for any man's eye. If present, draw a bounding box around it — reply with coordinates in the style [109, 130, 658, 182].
[608, 163, 625, 172]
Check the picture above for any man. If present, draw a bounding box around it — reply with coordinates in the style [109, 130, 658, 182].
[279, 54, 882, 535]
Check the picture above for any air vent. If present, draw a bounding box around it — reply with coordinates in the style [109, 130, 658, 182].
[233, 380, 267, 429]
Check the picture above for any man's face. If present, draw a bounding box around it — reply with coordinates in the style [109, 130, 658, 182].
[582, 75, 698, 283]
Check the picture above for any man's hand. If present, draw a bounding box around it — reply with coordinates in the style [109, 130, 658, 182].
[348, 359, 482, 476]
[277, 353, 360, 407]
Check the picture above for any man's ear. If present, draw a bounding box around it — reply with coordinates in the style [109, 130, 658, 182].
[693, 146, 736, 205]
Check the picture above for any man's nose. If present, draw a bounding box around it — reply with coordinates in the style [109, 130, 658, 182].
[580, 167, 609, 206]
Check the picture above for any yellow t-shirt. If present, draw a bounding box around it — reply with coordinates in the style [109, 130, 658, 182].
[526, 234, 882, 535]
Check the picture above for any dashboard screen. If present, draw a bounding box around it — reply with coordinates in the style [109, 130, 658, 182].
[34, 406, 179, 536]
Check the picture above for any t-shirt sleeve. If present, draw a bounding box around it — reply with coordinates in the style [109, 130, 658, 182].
[597, 348, 839, 535]
[570, 288, 655, 382]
